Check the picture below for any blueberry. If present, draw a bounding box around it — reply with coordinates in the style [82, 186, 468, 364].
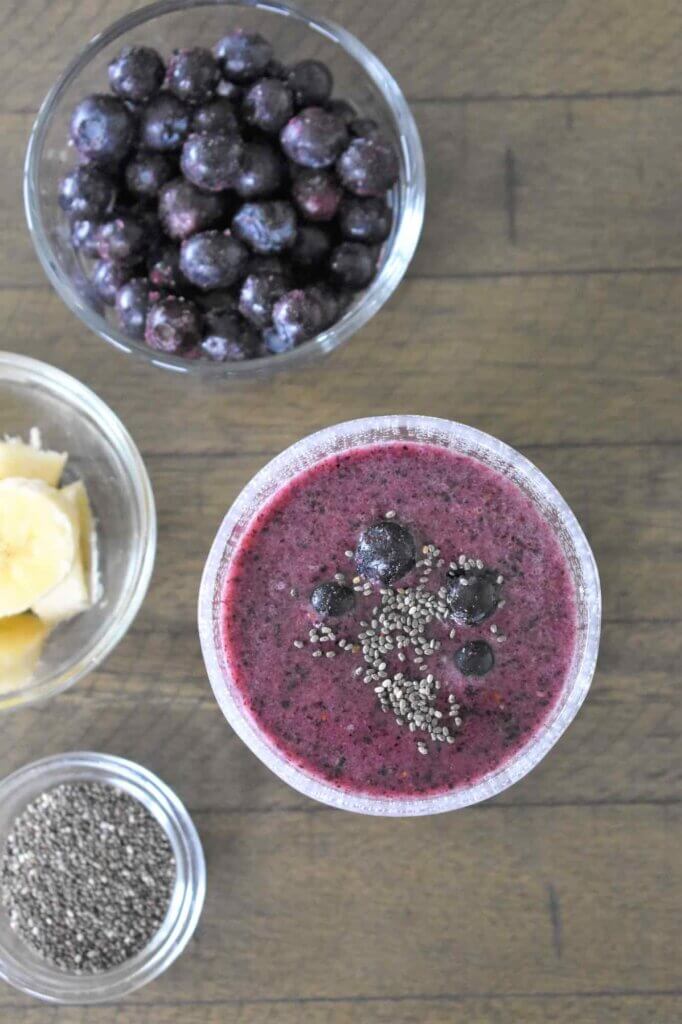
[327, 98, 356, 125]
[115, 277, 150, 338]
[147, 242, 184, 289]
[339, 196, 392, 244]
[195, 288, 238, 314]
[355, 521, 416, 584]
[242, 78, 294, 134]
[70, 218, 101, 258]
[337, 136, 399, 196]
[90, 259, 131, 305]
[166, 47, 220, 104]
[307, 283, 339, 328]
[140, 93, 191, 151]
[59, 165, 116, 220]
[287, 60, 333, 107]
[232, 200, 297, 254]
[180, 131, 244, 191]
[310, 581, 355, 618]
[145, 295, 202, 352]
[348, 117, 381, 139]
[263, 326, 292, 355]
[158, 179, 227, 239]
[192, 98, 240, 134]
[329, 241, 377, 290]
[454, 640, 495, 677]
[235, 142, 284, 199]
[180, 229, 248, 290]
[216, 78, 243, 102]
[446, 569, 501, 626]
[96, 214, 147, 264]
[201, 309, 259, 361]
[291, 224, 331, 269]
[124, 152, 175, 199]
[108, 46, 165, 103]
[238, 272, 287, 328]
[291, 168, 341, 222]
[214, 30, 273, 83]
[271, 288, 324, 347]
[280, 107, 348, 169]
[70, 95, 135, 164]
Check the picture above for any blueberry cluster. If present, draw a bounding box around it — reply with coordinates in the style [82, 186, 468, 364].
[58, 32, 399, 363]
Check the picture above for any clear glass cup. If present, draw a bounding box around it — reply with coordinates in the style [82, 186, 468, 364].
[24, 0, 426, 379]
[0, 352, 156, 711]
[198, 415, 602, 816]
[0, 752, 206, 1004]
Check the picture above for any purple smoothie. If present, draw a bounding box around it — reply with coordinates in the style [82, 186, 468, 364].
[221, 442, 577, 797]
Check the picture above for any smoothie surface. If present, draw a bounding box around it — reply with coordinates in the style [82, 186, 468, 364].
[221, 441, 577, 797]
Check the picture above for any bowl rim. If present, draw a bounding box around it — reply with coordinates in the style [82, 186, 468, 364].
[0, 351, 157, 711]
[0, 751, 206, 1004]
[198, 414, 602, 816]
[23, 0, 426, 379]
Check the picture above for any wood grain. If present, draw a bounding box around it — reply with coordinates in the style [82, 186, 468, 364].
[1, 1, 681, 1021]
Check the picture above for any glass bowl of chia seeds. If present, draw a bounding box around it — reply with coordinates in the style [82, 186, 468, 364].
[0, 752, 205, 1004]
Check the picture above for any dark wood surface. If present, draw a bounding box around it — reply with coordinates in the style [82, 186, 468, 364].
[1, 2, 680, 1021]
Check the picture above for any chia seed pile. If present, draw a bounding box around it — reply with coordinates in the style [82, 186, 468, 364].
[0, 782, 176, 974]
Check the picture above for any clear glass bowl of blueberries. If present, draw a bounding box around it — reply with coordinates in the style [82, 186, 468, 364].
[24, 0, 425, 377]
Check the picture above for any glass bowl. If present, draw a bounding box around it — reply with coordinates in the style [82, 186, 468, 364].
[0, 752, 205, 1004]
[0, 352, 156, 711]
[198, 415, 602, 816]
[24, 0, 426, 379]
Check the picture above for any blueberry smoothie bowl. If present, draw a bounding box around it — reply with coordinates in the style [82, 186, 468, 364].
[25, 0, 425, 378]
[199, 417, 601, 816]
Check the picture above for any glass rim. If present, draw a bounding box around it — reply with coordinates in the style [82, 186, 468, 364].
[23, 0, 426, 379]
[198, 415, 602, 816]
[0, 751, 205, 1004]
[0, 351, 157, 712]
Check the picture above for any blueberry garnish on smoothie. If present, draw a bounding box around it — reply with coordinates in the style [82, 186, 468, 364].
[310, 582, 355, 618]
[454, 640, 495, 677]
[354, 519, 416, 584]
[446, 564, 502, 625]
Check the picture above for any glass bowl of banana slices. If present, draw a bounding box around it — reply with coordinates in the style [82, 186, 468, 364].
[0, 352, 156, 711]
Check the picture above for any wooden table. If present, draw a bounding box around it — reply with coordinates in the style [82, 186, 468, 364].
[2, 2, 680, 1021]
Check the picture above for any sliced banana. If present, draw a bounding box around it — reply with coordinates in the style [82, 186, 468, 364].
[0, 478, 76, 617]
[0, 435, 67, 486]
[0, 613, 49, 692]
[33, 482, 92, 623]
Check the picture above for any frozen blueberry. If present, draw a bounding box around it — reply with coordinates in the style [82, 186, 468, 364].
[124, 152, 175, 199]
[291, 168, 341, 222]
[216, 78, 243, 102]
[280, 107, 348, 169]
[59, 165, 116, 220]
[166, 47, 220, 105]
[195, 288, 238, 314]
[181, 131, 244, 191]
[145, 295, 202, 352]
[147, 242, 184, 289]
[291, 224, 331, 269]
[242, 78, 294, 133]
[446, 569, 501, 626]
[355, 521, 416, 584]
[262, 325, 293, 355]
[96, 215, 147, 264]
[180, 229, 248, 290]
[70, 218, 101, 257]
[271, 288, 324, 347]
[454, 640, 495, 677]
[238, 272, 287, 328]
[327, 98, 356, 125]
[158, 178, 227, 239]
[108, 46, 165, 103]
[192, 98, 240, 134]
[287, 60, 333, 107]
[214, 30, 273, 83]
[235, 142, 284, 199]
[339, 196, 392, 244]
[337, 136, 399, 196]
[140, 93, 191, 151]
[232, 200, 297, 254]
[348, 117, 381, 139]
[115, 277, 150, 338]
[307, 283, 339, 328]
[90, 259, 131, 305]
[201, 309, 259, 361]
[310, 581, 355, 618]
[70, 95, 135, 164]
[329, 241, 377, 290]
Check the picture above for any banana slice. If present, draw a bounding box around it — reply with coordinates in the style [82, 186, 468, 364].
[33, 482, 93, 623]
[0, 613, 49, 692]
[0, 434, 67, 486]
[0, 478, 76, 617]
